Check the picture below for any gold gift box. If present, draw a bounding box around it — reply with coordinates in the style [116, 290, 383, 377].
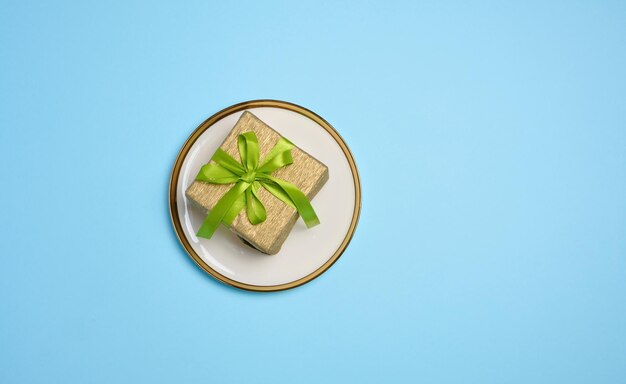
[186, 111, 329, 254]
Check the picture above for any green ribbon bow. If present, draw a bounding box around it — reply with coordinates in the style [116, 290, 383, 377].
[194, 131, 320, 239]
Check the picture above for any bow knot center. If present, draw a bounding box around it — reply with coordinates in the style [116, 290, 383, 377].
[240, 170, 257, 183]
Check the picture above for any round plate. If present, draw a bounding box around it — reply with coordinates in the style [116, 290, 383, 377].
[169, 100, 361, 291]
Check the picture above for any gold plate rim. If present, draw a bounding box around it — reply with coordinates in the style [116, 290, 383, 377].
[168, 100, 362, 292]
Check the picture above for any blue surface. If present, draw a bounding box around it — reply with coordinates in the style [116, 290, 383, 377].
[1, 1, 625, 382]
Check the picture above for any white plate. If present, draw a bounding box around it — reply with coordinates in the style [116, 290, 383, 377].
[169, 100, 361, 291]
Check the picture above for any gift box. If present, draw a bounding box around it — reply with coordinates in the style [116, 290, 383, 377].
[186, 111, 329, 254]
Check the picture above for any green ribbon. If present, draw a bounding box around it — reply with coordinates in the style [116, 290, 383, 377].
[194, 131, 320, 239]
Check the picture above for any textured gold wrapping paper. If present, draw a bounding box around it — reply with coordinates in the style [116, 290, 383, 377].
[185, 111, 329, 254]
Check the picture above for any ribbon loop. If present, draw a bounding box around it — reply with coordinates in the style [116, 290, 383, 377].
[257, 138, 294, 174]
[237, 131, 260, 171]
[196, 163, 240, 184]
[211, 149, 245, 175]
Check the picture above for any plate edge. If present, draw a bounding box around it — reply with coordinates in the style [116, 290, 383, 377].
[168, 99, 362, 292]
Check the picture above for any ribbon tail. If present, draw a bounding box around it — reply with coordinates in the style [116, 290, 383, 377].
[260, 176, 320, 228]
[196, 181, 249, 239]
[222, 193, 246, 226]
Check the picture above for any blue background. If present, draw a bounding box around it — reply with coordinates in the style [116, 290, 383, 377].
[1, 1, 625, 382]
